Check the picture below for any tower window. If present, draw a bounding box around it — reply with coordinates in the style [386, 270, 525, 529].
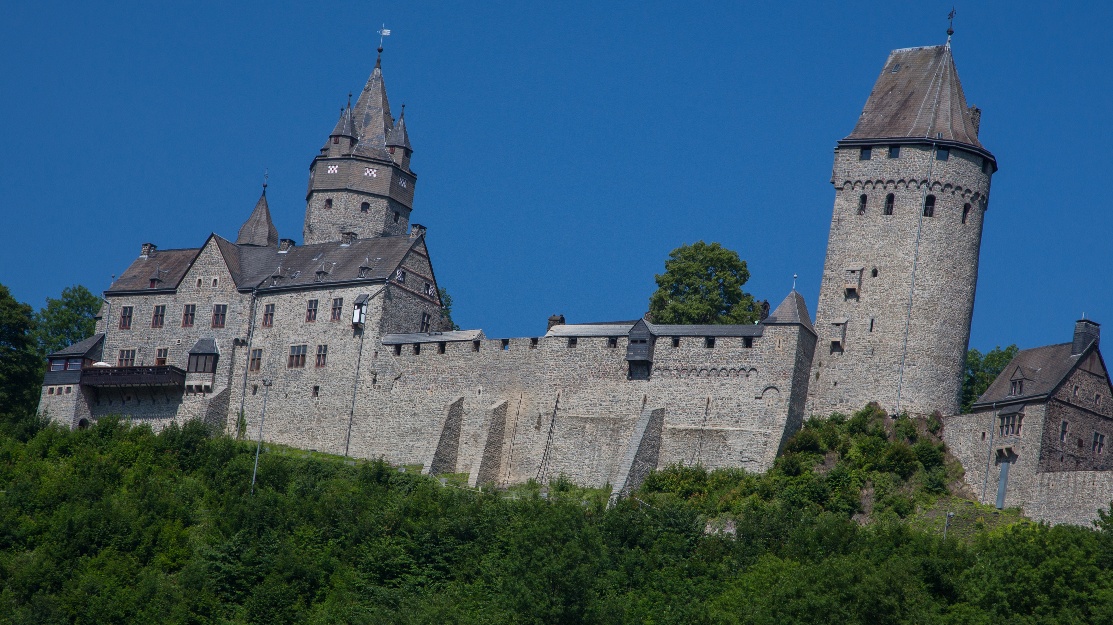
[859, 147, 872, 160]
[705, 337, 716, 348]
[393, 211, 400, 223]
[983, 159, 992, 174]
[420, 312, 431, 333]
[743, 336, 753, 348]
[361, 202, 370, 213]
[438, 341, 446, 354]
[324, 198, 333, 209]
[871, 268, 878, 277]
[568, 337, 578, 348]
[313, 385, 320, 397]
[869, 318, 875, 332]
[936, 147, 950, 161]
[332, 137, 339, 144]
[923, 195, 936, 217]
[857, 194, 867, 215]
[1060, 421, 1069, 443]
[884, 194, 894, 215]
[888, 145, 900, 158]
[672, 337, 681, 348]
[962, 203, 971, 224]
[1094, 432, 1106, 454]
[607, 337, 618, 348]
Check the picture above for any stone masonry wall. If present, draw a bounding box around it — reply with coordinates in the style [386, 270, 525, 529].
[809, 143, 992, 417]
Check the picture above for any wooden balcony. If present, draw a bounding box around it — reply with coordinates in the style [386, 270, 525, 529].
[80, 365, 187, 388]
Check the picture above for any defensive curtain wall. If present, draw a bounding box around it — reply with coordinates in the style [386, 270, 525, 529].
[231, 292, 817, 494]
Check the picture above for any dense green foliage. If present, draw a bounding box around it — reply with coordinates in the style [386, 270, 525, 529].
[648, 242, 759, 325]
[962, 345, 1020, 412]
[0, 284, 45, 442]
[31, 285, 101, 359]
[437, 286, 460, 331]
[4, 405, 1113, 624]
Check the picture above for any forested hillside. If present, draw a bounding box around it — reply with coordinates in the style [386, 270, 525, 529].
[3, 405, 1113, 624]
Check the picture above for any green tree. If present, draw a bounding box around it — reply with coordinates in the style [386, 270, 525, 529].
[648, 241, 759, 324]
[438, 286, 461, 331]
[0, 283, 43, 436]
[961, 345, 1019, 413]
[32, 284, 101, 357]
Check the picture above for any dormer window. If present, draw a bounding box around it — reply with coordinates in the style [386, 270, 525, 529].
[332, 137, 339, 144]
[1010, 380, 1023, 396]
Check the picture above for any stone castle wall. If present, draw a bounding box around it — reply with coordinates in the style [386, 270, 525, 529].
[809, 143, 993, 417]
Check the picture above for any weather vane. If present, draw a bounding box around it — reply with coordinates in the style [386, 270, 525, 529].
[263, 168, 269, 191]
[947, 7, 956, 38]
[378, 24, 391, 49]
[792, 273, 798, 291]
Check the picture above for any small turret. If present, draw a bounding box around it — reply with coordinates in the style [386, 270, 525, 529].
[386, 104, 412, 169]
[237, 187, 279, 247]
[322, 101, 356, 157]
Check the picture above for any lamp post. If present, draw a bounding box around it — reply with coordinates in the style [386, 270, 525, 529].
[250, 378, 273, 495]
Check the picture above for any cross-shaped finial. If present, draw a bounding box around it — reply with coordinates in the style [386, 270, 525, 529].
[378, 24, 391, 50]
[947, 7, 956, 38]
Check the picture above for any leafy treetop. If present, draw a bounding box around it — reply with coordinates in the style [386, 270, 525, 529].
[648, 241, 759, 325]
[962, 345, 1019, 413]
[32, 284, 101, 357]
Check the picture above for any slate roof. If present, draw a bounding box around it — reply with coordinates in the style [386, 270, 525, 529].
[214, 234, 420, 292]
[844, 45, 986, 152]
[330, 104, 355, 139]
[351, 53, 394, 160]
[47, 333, 105, 358]
[764, 290, 816, 335]
[382, 330, 485, 345]
[189, 338, 218, 355]
[973, 343, 1087, 408]
[107, 248, 201, 293]
[235, 191, 279, 247]
[386, 108, 411, 150]
[546, 324, 636, 338]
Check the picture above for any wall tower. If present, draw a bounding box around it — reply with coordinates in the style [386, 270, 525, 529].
[807, 38, 996, 417]
[304, 47, 416, 244]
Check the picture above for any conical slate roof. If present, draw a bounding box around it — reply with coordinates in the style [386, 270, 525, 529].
[386, 106, 411, 150]
[330, 104, 355, 139]
[844, 44, 985, 150]
[351, 51, 394, 159]
[764, 290, 815, 334]
[236, 191, 279, 247]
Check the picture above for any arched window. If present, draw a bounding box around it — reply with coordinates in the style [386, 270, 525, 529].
[884, 193, 894, 215]
[923, 195, 936, 217]
[962, 203, 971, 224]
[857, 194, 867, 215]
[871, 268, 878, 278]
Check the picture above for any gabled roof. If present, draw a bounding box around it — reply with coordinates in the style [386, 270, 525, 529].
[844, 44, 987, 153]
[107, 248, 201, 293]
[216, 234, 420, 291]
[351, 53, 394, 160]
[763, 290, 816, 335]
[973, 342, 1102, 408]
[235, 190, 279, 247]
[47, 333, 105, 358]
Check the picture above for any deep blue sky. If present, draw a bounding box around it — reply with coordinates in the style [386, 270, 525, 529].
[2, 2, 1110, 351]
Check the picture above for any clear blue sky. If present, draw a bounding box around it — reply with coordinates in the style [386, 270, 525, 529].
[2, 1, 1110, 352]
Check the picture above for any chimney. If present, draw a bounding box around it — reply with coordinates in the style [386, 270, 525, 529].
[410, 223, 427, 239]
[140, 243, 157, 258]
[968, 105, 982, 137]
[1072, 319, 1101, 355]
[340, 231, 357, 246]
[278, 239, 295, 253]
[547, 314, 565, 331]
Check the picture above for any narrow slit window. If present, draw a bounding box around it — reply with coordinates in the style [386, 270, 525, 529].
[923, 195, 936, 218]
[857, 194, 867, 215]
[962, 203, 971, 224]
[1060, 421, 1069, 443]
[884, 194, 894, 215]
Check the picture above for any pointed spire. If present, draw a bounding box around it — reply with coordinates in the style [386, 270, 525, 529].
[237, 184, 279, 247]
[351, 47, 394, 158]
[386, 103, 412, 150]
[764, 290, 816, 335]
[328, 102, 355, 139]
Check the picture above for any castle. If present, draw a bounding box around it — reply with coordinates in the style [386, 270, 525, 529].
[36, 35, 1113, 522]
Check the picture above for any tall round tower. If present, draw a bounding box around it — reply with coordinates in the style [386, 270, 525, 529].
[807, 40, 996, 417]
